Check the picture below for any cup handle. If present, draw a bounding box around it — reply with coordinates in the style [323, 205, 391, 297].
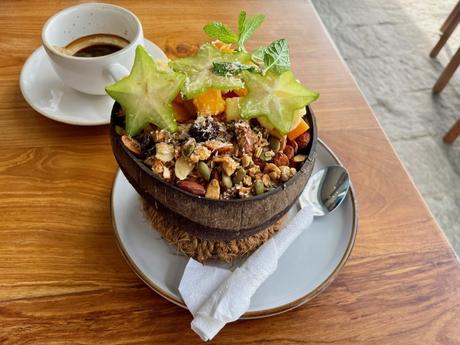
[105, 63, 130, 82]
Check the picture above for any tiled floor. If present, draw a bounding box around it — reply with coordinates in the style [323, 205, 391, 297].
[312, 0, 460, 256]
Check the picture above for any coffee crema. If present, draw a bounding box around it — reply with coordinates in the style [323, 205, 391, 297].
[61, 34, 130, 57]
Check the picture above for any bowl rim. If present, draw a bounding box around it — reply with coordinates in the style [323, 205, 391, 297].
[110, 103, 317, 204]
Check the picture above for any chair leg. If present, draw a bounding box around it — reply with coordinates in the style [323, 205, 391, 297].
[433, 48, 460, 93]
[430, 4, 460, 58]
[440, 1, 460, 33]
[443, 119, 460, 144]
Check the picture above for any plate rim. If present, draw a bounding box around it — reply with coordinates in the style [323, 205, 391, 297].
[19, 39, 165, 126]
[111, 138, 358, 319]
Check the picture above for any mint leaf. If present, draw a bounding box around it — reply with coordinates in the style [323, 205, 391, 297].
[238, 13, 265, 52]
[263, 39, 290, 74]
[238, 11, 246, 34]
[203, 22, 238, 44]
[212, 61, 255, 76]
[251, 46, 266, 64]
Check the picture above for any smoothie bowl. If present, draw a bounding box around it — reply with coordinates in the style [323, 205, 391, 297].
[107, 11, 319, 256]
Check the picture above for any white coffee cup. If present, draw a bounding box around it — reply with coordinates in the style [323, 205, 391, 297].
[42, 3, 143, 95]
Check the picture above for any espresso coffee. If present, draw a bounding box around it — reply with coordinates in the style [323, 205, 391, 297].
[62, 34, 130, 57]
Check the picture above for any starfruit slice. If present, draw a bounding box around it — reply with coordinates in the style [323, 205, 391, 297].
[169, 43, 250, 99]
[105, 45, 185, 136]
[240, 70, 319, 134]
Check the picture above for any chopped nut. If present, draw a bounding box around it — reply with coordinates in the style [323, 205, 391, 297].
[237, 186, 252, 198]
[121, 135, 141, 156]
[235, 122, 258, 154]
[248, 165, 261, 178]
[151, 159, 164, 175]
[292, 154, 307, 163]
[155, 143, 175, 162]
[255, 146, 263, 158]
[205, 179, 220, 200]
[264, 163, 281, 175]
[241, 154, 253, 168]
[262, 174, 272, 187]
[152, 130, 166, 142]
[189, 144, 211, 163]
[175, 156, 194, 180]
[269, 171, 280, 181]
[243, 175, 252, 186]
[163, 166, 171, 180]
[204, 140, 233, 153]
[214, 156, 238, 176]
[279, 165, 291, 182]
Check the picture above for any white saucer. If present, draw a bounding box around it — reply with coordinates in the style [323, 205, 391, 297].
[19, 39, 166, 126]
[111, 139, 358, 318]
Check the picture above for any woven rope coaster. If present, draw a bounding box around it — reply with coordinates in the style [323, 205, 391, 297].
[142, 200, 284, 263]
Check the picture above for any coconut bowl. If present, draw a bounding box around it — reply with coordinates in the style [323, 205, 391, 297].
[110, 103, 317, 241]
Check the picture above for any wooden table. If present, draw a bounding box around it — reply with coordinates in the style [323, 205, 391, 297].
[1, 1, 460, 343]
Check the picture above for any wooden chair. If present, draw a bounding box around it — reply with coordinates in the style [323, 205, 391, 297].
[430, 0, 460, 143]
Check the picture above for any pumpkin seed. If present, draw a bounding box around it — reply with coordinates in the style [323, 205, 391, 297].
[197, 162, 211, 181]
[255, 180, 265, 195]
[232, 167, 246, 184]
[269, 136, 280, 151]
[222, 173, 233, 189]
[183, 139, 196, 157]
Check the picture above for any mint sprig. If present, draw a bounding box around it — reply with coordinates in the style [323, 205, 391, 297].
[203, 10, 265, 52]
[203, 22, 238, 44]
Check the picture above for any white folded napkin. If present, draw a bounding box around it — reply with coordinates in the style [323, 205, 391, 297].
[179, 205, 313, 341]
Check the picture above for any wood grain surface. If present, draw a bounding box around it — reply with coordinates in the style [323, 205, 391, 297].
[1, 1, 459, 344]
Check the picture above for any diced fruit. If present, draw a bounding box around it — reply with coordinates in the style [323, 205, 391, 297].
[172, 95, 196, 122]
[234, 88, 248, 97]
[240, 70, 319, 134]
[169, 43, 250, 99]
[287, 118, 309, 141]
[193, 88, 226, 116]
[212, 40, 234, 53]
[105, 45, 185, 135]
[225, 97, 241, 121]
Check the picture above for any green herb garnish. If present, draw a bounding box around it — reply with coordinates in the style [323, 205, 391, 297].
[262, 39, 290, 74]
[169, 43, 250, 99]
[203, 10, 265, 52]
[211, 61, 255, 76]
[105, 45, 184, 135]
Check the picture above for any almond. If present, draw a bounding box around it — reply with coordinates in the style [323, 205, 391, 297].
[283, 145, 295, 160]
[121, 135, 141, 156]
[273, 152, 289, 167]
[295, 131, 311, 149]
[177, 180, 206, 196]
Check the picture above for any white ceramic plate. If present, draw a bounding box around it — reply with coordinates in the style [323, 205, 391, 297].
[19, 39, 166, 126]
[111, 139, 358, 318]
